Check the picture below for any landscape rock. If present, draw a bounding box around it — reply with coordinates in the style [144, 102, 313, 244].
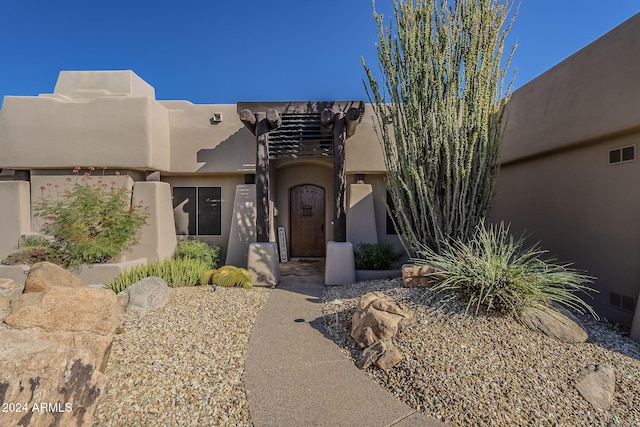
[123, 276, 172, 311]
[24, 261, 87, 293]
[351, 291, 413, 348]
[520, 306, 588, 344]
[0, 294, 9, 309]
[4, 286, 117, 336]
[574, 364, 616, 409]
[0, 277, 24, 298]
[0, 328, 114, 374]
[401, 264, 438, 288]
[356, 339, 404, 371]
[0, 338, 106, 427]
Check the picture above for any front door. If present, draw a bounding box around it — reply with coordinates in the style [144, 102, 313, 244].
[290, 185, 325, 257]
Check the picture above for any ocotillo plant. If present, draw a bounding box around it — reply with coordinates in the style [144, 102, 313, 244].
[363, 0, 517, 256]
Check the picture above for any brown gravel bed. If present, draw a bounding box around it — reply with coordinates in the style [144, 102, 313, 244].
[93, 285, 271, 426]
[322, 278, 640, 426]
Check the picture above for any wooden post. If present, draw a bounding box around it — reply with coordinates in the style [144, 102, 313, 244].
[333, 112, 347, 242]
[256, 112, 270, 243]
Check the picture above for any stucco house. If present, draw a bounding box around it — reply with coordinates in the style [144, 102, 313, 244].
[1, 13, 639, 339]
[0, 70, 399, 288]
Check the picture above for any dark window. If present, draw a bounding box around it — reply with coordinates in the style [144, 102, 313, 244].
[198, 187, 222, 235]
[173, 187, 197, 236]
[386, 191, 398, 235]
[622, 146, 635, 162]
[244, 174, 256, 184]
[609, 145, 635, 164]
[609, 149, 621, 164]
[173, 186, 221, 236]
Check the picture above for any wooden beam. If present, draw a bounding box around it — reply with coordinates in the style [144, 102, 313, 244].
[345, 107, 360, 138]
[255, 113, 270, 243]
[239, 109, 257, 135]
[266, 108, 282, 130]
[333, 112, 347, 242]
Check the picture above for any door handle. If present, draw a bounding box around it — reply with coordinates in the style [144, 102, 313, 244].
[321, 223, 324, 232]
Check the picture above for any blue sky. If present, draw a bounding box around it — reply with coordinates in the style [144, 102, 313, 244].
[0, 1, 638, 104]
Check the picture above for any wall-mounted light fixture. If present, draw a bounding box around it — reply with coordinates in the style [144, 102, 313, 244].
[355, 174, 365, 184]
[210, 113, 222, 124]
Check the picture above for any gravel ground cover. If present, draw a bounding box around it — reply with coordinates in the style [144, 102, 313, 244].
[93, 285, 271, 426]
[322, 278, 640, 427]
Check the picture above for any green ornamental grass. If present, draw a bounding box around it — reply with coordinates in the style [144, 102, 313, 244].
[414, 222, 598, 320]
[109, 258, 210, 293]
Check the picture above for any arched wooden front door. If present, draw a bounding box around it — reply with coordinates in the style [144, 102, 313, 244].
[290, 184, 325, 257]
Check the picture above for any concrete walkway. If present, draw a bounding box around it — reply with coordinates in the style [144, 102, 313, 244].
[244, 260, 447, 427]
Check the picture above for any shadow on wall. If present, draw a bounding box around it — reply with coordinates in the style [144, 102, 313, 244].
[196, 127, 256, 173]
[225, 184, 256, 268]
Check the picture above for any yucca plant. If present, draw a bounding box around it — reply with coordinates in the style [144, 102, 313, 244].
[201, 265, 253, 289]
[109, 258, 209, 293]
[414, 222, 598, 320]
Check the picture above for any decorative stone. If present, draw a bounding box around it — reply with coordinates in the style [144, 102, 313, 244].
[123, 276, 172, 311]
[0, 277, 24, 298]
[401, 263, 437, 288]
[24, 261, 87, 293]
[0, 339, 106, 427]
[520, 306, 588, 344]
[575, 364, 616, 409]
[351, 291, 413, 348]
[4, 286, 117, 336]
[356, 339, 404, 371]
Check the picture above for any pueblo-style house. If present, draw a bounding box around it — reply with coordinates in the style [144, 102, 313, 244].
[1, 13, 640, 339]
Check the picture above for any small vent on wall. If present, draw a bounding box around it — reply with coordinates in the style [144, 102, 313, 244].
[609, 145, 635, 164]
[609, 291, 636, 312]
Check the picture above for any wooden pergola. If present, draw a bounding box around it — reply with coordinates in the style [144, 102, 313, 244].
[237, 101, 364, 245]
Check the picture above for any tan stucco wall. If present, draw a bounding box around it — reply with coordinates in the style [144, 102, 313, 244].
[161, 102, 256, 174]
[0, 181, 31, 260]
[501, 14, 640, 164]
[492, 132, 640, 326]
[345, 109, 387, 173]
[492, 14, 640, 328]
[0, 71, 170, 171]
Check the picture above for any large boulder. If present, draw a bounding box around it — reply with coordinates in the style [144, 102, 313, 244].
[123, 276, 172, 311]
[351, 291, 413, 348]
[24, 261, 87, 293]
[4, 286, 117, 336]
[575, 364, 616, 409]
[0, 267, 117, 426]
[520, 306, 588, 344]
[0, 339, 107, 427]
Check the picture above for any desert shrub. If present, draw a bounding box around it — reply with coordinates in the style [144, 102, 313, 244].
[108, 258, 209, 293]
[414, 222, 598, 320]
[354, 243, 403, 270]
[201, 265, 253, 289]
[1, 235, 64, 266]
[174, 240, 221, 269]
[35, 171, 148, 268]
